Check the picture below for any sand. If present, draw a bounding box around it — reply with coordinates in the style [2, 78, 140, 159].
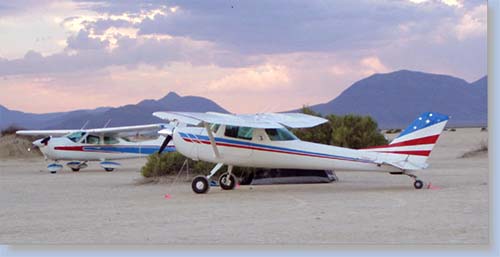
[0, 128, 489, 245]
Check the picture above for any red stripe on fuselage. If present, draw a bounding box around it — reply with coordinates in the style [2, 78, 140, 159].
[373, 150, 431, 156]
[181, 137, 371, 163]
[363, 134, 440, 149]
[54, 146, 85, 151]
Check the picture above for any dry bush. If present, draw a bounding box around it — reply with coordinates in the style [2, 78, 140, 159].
[460, 141, 488, 158]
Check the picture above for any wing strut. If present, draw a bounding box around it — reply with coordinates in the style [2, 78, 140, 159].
[204, 123, 221, 159]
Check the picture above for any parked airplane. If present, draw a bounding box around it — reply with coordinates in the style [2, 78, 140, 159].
[16, 124, 175, 173]
[153, 111, 449, 194]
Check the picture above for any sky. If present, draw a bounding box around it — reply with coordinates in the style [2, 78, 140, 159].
[0, 0, 487, 114]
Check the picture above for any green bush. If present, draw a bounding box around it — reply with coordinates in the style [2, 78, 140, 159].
[141, 152, 189, 177]
[141, 152, 256, 179]
[385, 128, 402, 134]
[293, 107, 388, 149]
[1, 125, 25, 136]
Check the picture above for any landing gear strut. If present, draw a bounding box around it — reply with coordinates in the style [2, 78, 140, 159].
[191, 163, 237, 194]
[405, 172, 424, 189]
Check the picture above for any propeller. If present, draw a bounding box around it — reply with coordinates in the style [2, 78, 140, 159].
[158, 135, 172, 155]
[40, 136, 51, 146]
[157, 127, 174, 155]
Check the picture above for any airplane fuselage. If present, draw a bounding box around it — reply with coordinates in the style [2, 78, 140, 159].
[173, 126, 405, 173]
[37, 135, 174, 161]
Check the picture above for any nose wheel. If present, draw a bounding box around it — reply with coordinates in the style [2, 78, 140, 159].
[192, 176, 210, 194]
[191, 163, 237, 194]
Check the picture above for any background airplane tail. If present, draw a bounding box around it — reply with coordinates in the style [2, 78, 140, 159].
[363, 112, 449, 166]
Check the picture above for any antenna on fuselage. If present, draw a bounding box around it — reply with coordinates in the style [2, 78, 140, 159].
[80, 120, 89, 130]
[103, 119, 112, 128]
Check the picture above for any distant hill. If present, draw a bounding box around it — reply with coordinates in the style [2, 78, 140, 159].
[304, 70, 487, 128]
[1, 70, 487, 130]
[0, 92, 229, 129]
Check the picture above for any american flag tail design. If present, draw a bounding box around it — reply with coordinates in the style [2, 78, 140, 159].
[362, 112, 449, 166]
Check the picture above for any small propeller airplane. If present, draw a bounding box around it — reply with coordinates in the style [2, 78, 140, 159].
[153, 111, 449, 194]
[16, 124, 175, 173]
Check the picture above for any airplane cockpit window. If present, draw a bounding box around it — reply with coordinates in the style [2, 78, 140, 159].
[67, 132, 86, 143]
[265, 128, 298, 141]
[224, 125, 253, 140]
[85, 134, 100, 144]
[104, 136, 119, 144]
[210, 123, 220, 133]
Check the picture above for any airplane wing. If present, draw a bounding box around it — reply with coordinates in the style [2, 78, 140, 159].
[16, 130, 76, 136]
[16, 124, 168, 136]
[153, 112, 328, 129]
[237, 112, 328, 128]
[84, 124, 169, 134]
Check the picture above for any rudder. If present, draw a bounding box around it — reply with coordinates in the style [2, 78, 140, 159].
[363, 112, 449, 160]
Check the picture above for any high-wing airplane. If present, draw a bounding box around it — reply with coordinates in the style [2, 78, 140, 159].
[153, 111, 449, 194]
[16, 124, 175, 173]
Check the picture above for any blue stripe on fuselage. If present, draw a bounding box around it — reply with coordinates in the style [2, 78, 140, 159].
[83, 145, 175, 154]
[179, 132, 372, 164]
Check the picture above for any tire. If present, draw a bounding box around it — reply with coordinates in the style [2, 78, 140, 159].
[414, 180, 424, 189]
[192, 176, 210, 194]
[219, 173, 236, 190]
[71, 168, 80, 172]
[105, 168, 114, 172]
[239, 171, 254, 185]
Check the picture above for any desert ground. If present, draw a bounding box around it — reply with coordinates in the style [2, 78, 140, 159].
[0, 128, 489, 245]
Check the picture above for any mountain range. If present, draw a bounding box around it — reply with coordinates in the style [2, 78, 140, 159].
[0, 70, 487, 130]
[304, 70, 487, 128]
[0, 92, 228, 129]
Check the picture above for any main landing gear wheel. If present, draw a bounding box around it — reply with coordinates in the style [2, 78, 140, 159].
[104, 168, 114, 172]
[219, 172, 237, 190]
[414, 179, 424, 189]
[71, 168, 80, 172]
[192, 176, 210, 194]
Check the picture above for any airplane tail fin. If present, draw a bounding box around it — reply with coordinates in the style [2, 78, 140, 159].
[362, 112, 449, 167]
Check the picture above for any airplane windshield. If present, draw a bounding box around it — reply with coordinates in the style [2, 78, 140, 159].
[265, 128, 298, 141]
[67, 132, 86, 143]
[210, 123, 220, 133]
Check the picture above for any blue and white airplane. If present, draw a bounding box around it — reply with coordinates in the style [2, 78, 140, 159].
[16, 124, 175, 173]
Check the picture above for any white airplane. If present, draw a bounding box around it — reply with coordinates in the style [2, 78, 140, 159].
[153, 111, 449, 194]
[16, 124, 175, 173]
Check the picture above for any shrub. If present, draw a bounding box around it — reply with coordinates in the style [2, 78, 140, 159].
[141, 152, 189, 178]
[141, 152, 257, 179]
[293, 107, 388, 149]
[460, 141, 488, 158]
[1, 125, 24, 136]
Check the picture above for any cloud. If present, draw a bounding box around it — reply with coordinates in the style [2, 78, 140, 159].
[0, 0, 487, 114]
[455, 4, 486, 41]
[360, 56, 390, 76]
[136, 0, 462, 55]
[207, 64, 290, 92]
